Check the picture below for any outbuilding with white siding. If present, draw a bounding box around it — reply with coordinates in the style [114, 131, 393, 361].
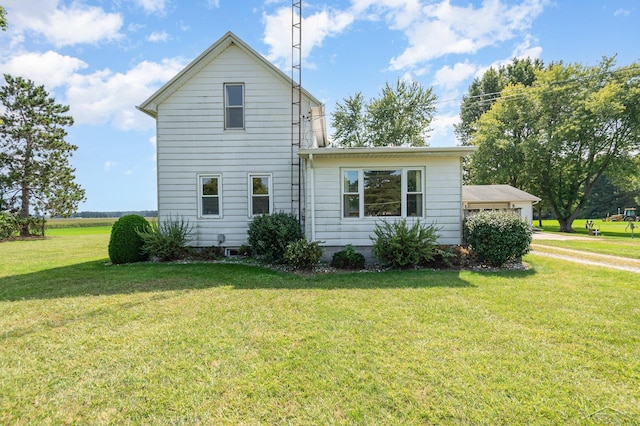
[463, 184, 541, 224]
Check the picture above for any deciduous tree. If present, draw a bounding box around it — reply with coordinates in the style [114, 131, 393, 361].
[470, 58, 640, 232]
[0, 74, 85, 236]
[331, 79, 436, 147]
[331, 92, 367, 147]
[0, 6, 7, 31]
[456, 58, 543, 146]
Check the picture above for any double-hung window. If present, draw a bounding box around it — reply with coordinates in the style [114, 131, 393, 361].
[343, 170, 360, 217]
[224, 83, 244, 129]
[406, 169, 423, 217]
[249, 174, 272, 216]
[199, 174, 221, 217]
[341, 168, 424, 218]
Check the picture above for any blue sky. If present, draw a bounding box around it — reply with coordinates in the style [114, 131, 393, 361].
[0, 0, 638, 212]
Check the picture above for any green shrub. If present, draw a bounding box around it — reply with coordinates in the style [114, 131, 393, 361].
[284, 238, 323, 270]
[371, 219, 440, 269]
[464, 210, 532, 267]
[330, 244, 366, 270]
[423, 245, 458, 269]
[247, 212, 302, 263]
[238, 244, 252, 257]
[0, 212, 19, 239]
[108, 215, 149, 264]
[137, 215, 192, 262]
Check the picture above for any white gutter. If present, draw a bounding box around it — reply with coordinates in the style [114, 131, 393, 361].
[309, 153, 316, 241]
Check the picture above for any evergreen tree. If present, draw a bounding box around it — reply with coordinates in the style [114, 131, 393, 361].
[0, 74, 85, 236]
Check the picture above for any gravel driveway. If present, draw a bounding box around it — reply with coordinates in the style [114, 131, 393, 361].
[530, 232, 640, 274]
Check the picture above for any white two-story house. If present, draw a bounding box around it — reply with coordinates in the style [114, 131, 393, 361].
[138, 31, 474, 257]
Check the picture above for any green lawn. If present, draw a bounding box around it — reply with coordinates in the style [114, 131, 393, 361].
[535, 219, 640, 259]
[1, 231, 639, 424]
[539, 218, 638, 238]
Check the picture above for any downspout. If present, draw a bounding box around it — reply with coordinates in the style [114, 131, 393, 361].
[309, 153, 316, 242]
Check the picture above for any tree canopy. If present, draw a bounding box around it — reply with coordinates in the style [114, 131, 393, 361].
[331, 79, 437, 147]
[456, 58, 544, 146]
[0, 74, 85, 235]
[468, 57, 640, 232]
[0, 6, 7, 31]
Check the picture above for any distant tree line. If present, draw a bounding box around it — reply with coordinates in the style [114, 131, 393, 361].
[70, 211, 157, 218]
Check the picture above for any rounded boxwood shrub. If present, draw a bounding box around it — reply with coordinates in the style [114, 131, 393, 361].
[108, 215, 150, 264]
[247, 212, 302, 263]
[330, 244, 365, 270]
[284, 238, 323, 270]
[464, 210, 532, 267]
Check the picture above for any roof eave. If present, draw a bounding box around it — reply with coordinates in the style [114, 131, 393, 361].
[298, 146, 477, 159]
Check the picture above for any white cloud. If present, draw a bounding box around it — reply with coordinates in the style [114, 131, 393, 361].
[389, 0, 547, 71]
[207, 0, 221, 8]
[147, 31, 171, 42]
[511, 35, 543, 60]
[64, 57, 187, 130]
[351, 0, 422, 29]
[263, 6, 354, 68]
[104, 161, 118, 171]
[132, 0, 170, 15]
[0, 50, 88, 88]
[614, 8, 630, 17]
[262, 0, 547, 79]
[429, 112, 460, 146]
[433, 61, 477, 90]
[2, 0, 123, 47]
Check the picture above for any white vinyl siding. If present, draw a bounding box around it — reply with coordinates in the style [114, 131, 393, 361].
[306, 156, 464, 247]
[154, 43, 320, 247]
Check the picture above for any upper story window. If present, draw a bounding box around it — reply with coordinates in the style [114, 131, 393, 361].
[342, 168, 424, 218]
[224, 83, 244, 129]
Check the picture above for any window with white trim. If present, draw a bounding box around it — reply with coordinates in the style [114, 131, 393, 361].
[199, 175, 221, 217]
[249, 174, 272, 216]
[224, 83, 244, 129]
[406, 169, 423, 217]
[341, 168, 424, 218]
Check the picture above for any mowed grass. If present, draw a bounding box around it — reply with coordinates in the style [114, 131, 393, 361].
[1, 230, 639, 424]
[539, 218, 638, 238]
[536, 219, 640, 260]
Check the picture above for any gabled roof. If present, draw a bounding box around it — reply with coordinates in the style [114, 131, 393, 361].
[463, 185, 541, 203]
[137, 31, 323, 119]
